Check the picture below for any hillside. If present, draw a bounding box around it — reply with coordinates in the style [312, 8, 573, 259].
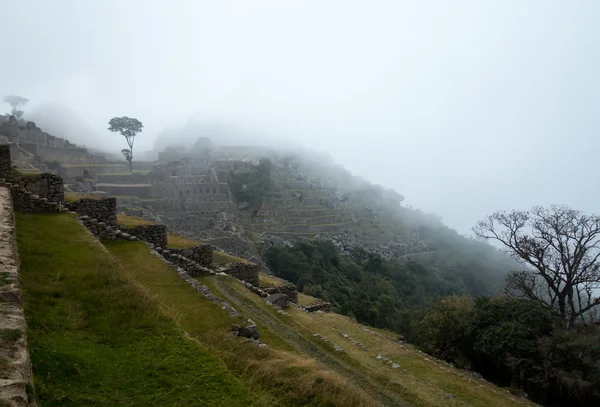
[11, 211, 536, 406]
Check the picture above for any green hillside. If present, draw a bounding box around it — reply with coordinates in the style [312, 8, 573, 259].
[15, 212, 536, 406]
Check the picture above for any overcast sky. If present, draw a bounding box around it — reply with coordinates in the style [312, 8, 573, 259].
[1, 0, 599, 234]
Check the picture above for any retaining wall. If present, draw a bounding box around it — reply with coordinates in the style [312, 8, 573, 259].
[169, 244, 213, 267]
[123, 224, 167, 248]
[68, 198, 117, 227]
[224, 262, 260, 287]
[0, 186, 36, 407]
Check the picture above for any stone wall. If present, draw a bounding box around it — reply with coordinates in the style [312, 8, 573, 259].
[20, 144, 91, 165]
[0, 145, 12, 179]
[224, 262, 260, 287]
[169, 244, 213, 267]
[123, 224, 167, 248]
[264, 283, 299, 304]
[9, 184, 63, 213]
[11, 174, 64, 202]
[0, 186, 36, 407]
[68, 198, 117, 227]
[154, 247, 214, 277]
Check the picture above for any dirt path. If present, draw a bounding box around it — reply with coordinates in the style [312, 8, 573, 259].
[211, 277, 413, 407]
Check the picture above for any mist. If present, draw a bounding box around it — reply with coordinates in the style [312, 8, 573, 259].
[1, 0, 599, 234]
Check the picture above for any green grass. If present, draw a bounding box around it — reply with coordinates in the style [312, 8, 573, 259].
[117, 214, 156, 227]
[166, 232, 200, 249]
[64, 192, 102, 203]
[16, 213, 260, 407]
[106, 241, 379, 407]
[213, 251, 249, 266]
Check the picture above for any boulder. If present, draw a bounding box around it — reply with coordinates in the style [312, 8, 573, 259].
[233, 320, 260, 340]
[266, 293, 289, 309]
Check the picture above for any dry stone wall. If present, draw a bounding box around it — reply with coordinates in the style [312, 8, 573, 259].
[168, 245, 213, 267]
[8, 184, 63, 213]
[154, 247, 213, 277]
[264, 283, 299, 304]
[11, 174, 64, 203]
[0, 145, 12, 179]
[123, 225, 167, 248]
[67, 198, 117, 227]
[224, 262, 260, 287]
[0, 186, 36, 407]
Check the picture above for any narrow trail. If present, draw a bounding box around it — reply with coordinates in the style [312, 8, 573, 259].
[210, 277, 413, 407]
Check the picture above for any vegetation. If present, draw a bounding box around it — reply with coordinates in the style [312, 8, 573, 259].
[16, 213, 260, 406]
[229, 158, 273, 215]
[166, 232, 200, 248]
[13, 212, 537, 406]
[264, 205, 600, 406]
[64, 192, 102, 203]
[117, 214, 156, 227]
[108, 116, 143, 173]
[106, 239, 380, 407]
[473, 205, 600, 329]
[264, 240, 494, 337]
[416, 295, 600, 406]
[213, 250, 248, 266]
[3, 94, 28, 119]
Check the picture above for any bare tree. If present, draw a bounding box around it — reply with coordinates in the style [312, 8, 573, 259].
[473, 205, 600, 329]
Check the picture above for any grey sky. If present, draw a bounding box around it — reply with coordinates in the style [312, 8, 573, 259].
[1, 0, 599, 234]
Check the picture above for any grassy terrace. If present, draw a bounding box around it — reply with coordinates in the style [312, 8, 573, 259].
[117, 214, 156, 227]
[17, 213, 379, 406]
[15, 213, 260, 406]
[200, 275, 537, 407]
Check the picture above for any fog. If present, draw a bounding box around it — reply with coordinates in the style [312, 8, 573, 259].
[1, 0, 599, 234]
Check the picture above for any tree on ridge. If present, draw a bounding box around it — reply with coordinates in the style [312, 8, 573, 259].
[108, 116, 143, 173]
[3, 94, 29, 120]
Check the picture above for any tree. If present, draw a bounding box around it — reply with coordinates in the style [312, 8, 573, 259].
[121, 149, 132, 163]
[473, 205, 600, 328]
[108, 116, 143, 173]
[3, 95, 29, 120]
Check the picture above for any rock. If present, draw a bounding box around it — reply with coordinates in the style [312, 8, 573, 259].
[266, 293, 289, 309]
[234, 320, 260, 340]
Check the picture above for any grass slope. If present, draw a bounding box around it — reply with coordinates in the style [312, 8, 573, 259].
[16, 213, 259, 407]
[107, 241, 377, 407]
[201, 275, 539, 407]
[16, 213, 537, 407]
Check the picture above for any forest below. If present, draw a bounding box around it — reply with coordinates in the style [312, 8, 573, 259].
[264, 206, 600, 407]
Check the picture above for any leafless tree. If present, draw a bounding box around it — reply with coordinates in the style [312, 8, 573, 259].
[473, 205, 600, 329]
